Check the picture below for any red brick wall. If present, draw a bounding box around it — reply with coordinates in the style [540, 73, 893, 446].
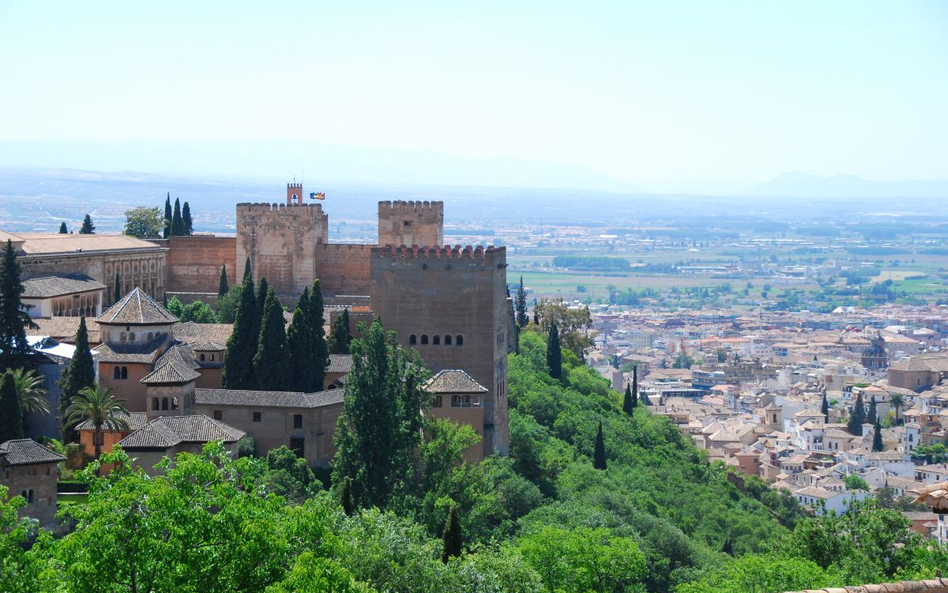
[162, 236, 237, 295]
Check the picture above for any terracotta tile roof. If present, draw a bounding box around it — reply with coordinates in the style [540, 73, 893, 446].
[0, 439, 66, 466]
[140, 360, 201, 385]
[16, 233, 164, 255]
[117, 415, 244, 449]
[426, 370, 488, 394]
[97, 288, 177, 325]
[194, 388, 344, 409]
[94, 338, 164, 364]
[155, 343, 200, 370]
[75, 412, 148, 432]
[22, 274, 106, 298]
[192, 341, 225, 351]
[26, 317, 101, 344]
[327, 354, 352, 374]
[173, 322, 233, 346]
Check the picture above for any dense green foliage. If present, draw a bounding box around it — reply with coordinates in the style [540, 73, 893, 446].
[253, 287, 290, 390]
[223, 274, 257, 389]
[182, 201, 194, 235]
[307, 280, 329, 391]
[847, 393, 866, 436]
[171, 197, 183, 236]
[59, 317, 95, 416]
[545, 324, 562, 380]
[59, 222, 68, 234]
[0, 372, 23, 442]
[515, 276, 528, 327]
[63, 385, 129, 461]
[79, 214, 94, 234]
[218, 264, 229, 297]
[330, 308, 352, 354]
[122, 206, 164, 239]
[0, 239, 37, 371]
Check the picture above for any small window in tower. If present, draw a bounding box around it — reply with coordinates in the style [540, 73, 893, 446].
[200, 354, 206, 362]
[456, 335, 464, 346]
[421, 335, 429, 345]
[121, 367, 128, 380]
[161, 398, 169, 410]
[253, 412, 262, 422]
[403, 220, 412, 227]
[114, 366, 121, 380]
[152, 398, 159, 411]
[433, 335, 440, 345]
[444, 335, 452, 345]
[213, 410, 222, 421]
[293, 414, 303, 429]
[409, 334, 417, 345]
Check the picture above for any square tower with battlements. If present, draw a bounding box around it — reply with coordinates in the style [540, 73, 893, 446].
[378, 201, 444, 247]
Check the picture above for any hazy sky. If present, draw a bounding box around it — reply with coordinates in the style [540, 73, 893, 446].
[1, 1, 946, 185]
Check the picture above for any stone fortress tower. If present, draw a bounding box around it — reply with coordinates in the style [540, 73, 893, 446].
[378, 201, 444, 248]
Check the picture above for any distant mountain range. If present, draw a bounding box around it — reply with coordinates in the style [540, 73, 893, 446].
[746, 172, 948, 199]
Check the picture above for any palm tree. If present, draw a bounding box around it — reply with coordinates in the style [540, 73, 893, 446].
[889, 393, 905, 426]
[6, 368, 50, 415]
[63, 385, 129, 462]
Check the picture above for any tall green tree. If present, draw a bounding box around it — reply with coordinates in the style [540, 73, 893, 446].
[253, 287, 290, 391]
[163, 192, 172, 239]
[0, 372, 23, 442]
[545, 324, 562, 381]
[332, 319, 429, 510]
[441, 505, 462, 563]
[218, 264, 229, 298]
[59, 221, 68, 234]
[872, 418, 883, 452]
[632, 366, 639, 406]
[63, 385, 129, 462]
[339, 476, 354, 516]
[330, 309, 352, 355]
[623, 383, 635, 416]
[593, 420, 607, 470]
[122, 206, 164, 239]
[79, 214, 95, 234]
[308, 280, 329, 391]
[60, 316, 96, 419]
[847, 393, 866, 436]
[243, 256, 253, 282]
[821, 392, 829, 421]
[6, 368, 50, 416]
[223, 274, 257, 389]
[515, 276, 528, 327]
[0, 240, 37, 371]
[867, 394, 877, 425]
[287, 292, 315, 392]
[171, 197, 184, 236]
[113, 272, 121, 303]
[890, 393, 905, 425]
[182, 201, 193, 235]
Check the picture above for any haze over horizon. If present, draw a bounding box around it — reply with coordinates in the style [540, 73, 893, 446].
[1, 1, 946, 194]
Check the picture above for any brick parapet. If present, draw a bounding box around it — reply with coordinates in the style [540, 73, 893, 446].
[373, 244, 505, 261]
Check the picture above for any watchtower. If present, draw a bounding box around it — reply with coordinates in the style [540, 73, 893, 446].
[286, 183, 304, 206]
[378, 201, 444, 247]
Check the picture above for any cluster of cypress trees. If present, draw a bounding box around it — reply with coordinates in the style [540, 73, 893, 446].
[163, 193, 194, 238]
[223, 272, 329, 392]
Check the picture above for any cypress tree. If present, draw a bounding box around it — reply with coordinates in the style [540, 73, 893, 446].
[309, 280, 329, 391]
[253, 288, 290, 391]
[632, 366, 639, 407]
[872, 418, 883, 452]
[640, 389, 651, 406]
[821, 392, 829, 421]
[250, 277, 269, 356]
[0, 372, 23, 443]
[847, 393, 866, 436]
[623, 383, 634, 416]
[79, 214, 95, 234]
[243, 256, 253, 282]
[60, 317, 95, 418]
[163, 192, 172, 239]
[59, 222, 68, 234]
[171, 198, 183, 236]
[218, 265, 229, 298]
[515, 276, 528, 327]
[329, 309, 352, 355]
[867, 395, 877, 425]
[340, 476, 354, 516]
[0, 240, 37, 371]
[182, 201, 193, 235]
[223, 274, 256, 389]
[532, 307, 539, 326]
[113, 272, 121, 303]
[546, 324, 562, 380]
[287, 292, 315, 392]
[441, 505, 462, 563]
[593, 420, 607, 470]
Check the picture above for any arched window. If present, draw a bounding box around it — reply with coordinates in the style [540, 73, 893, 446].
[433, 335, 440, 345]
[147, 332, 154, 340]
[121, 367, 128, 380]
[120, 332, 127, 343]
[171, 398, 178, 410]
[128, 332, 136, 342]
[456, 335, 463, 346]
[409, 334, 417, 345]
[444, 335, 452, 345]
[114, 366, 121, 379]
[161, 398, 169, 411]
[421, 335, 429, 345]
[200, 353, 206, 361]
[152, 398, 159, 411]
[210, 354, 215, 361]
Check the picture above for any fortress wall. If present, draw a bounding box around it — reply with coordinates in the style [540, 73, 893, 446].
[378, 201, 444, 248]
[163, 236, 236, 295]
[314, 243, 373, 296]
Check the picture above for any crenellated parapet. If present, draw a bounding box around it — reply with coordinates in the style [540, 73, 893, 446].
[375, 244, 503, 261]
[378, 201, 444, 248]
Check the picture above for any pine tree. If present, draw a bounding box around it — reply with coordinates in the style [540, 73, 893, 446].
[340, 476, 354, 516]
[821, 392, 829, 421]
[253, 287, 290, 391]
[59, 222, 68, 234]
[329, 309, 352, 355]
[79, 214, 95, 234]
[163, 193, 172, 239]
[623, 383, 635, 416]
[60, 316, 96, 421]
[243, 256, 253, 282]
[182, 201, 193, 235]
[171, 198, 183, 236]
[872, 418, 883, 452]
[223, 274, 257, 389]
[593, 420, 607, 470]
[847, 393, 866, 436]
[867, 395, 877, 425]
[0, 240, 37, 371]
[218, 265, 229, 298]
[0, 372, 23, 443]
[113, 272, 121, 303]
[287, 292, 316, 392]
[441, 505, 462, 563]
[546, 324, 562, 380]
[309, 280, 329, 391]
[515, 276, 528, 327]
